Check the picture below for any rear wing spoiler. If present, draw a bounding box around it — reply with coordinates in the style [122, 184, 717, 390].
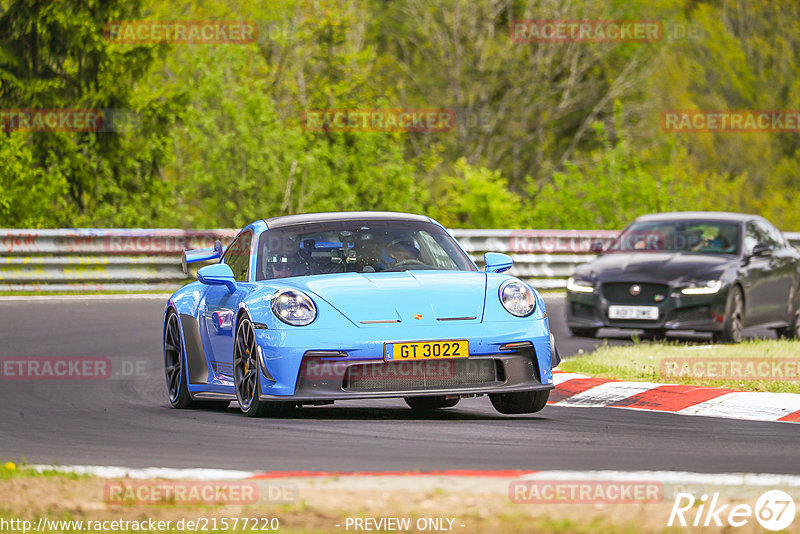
[182, 240, 225, 275]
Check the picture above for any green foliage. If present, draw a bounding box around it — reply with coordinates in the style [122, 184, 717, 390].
[431, 158, 522, 229]
[1, 0, 799, 230]
[0, 132, 68, 227]
[0, 0, 177, 227]
[527, 104, 743, 229]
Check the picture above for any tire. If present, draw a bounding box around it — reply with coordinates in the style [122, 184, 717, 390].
[164, 311, 231, 410]
[404, 395, 460, 411]
[713, 286, 744, 344]
[490, 389, 550, 414]
[234, 315, 296, 417]
[776, 307, 800, 340]
[164, 311, 194, 408]
[568, 326, 598, 338]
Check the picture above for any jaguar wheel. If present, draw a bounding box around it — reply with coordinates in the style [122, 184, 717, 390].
[404, 395, 460, 411]
[776, 307, 800, 340]
[713, 286, 744, 344]
[164, 311, 193, 408]
[234, 315, 295, 417]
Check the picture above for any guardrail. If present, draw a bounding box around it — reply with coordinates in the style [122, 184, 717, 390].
[1, 228, 799, 292]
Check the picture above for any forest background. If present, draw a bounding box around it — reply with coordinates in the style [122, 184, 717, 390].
[1, 0, 797, 231]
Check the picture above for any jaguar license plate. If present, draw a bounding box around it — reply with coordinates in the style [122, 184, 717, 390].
[384, 340, 469, 361]
[608, 305, 659, 320]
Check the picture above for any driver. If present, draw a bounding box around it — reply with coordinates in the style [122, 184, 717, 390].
[265, 253, 307, 279]
[380, 238, 422, 269]
[693, 226, 737, 253]
[709, 226, 738, 252]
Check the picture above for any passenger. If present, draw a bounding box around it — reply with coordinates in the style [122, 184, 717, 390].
[267, 253, 307, 279]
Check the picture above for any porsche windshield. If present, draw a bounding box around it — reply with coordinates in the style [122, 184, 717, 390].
[607, 220, 740, 255]
[255, 220, 476, 280]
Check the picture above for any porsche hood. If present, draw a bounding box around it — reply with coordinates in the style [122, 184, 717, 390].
[282, 271, 487, 325]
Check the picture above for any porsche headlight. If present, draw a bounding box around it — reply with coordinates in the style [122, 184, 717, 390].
[499, 280, 536, 317]
[566, 276, 595, 293]
[271, 289, 317, 326]
[680, 280, 722, 295]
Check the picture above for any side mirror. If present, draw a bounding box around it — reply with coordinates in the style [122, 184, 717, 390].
[589, 240, 605, 254]
[197, 263, 237, 292]
[182, 239, 226, 275]
[751, 243, 773, 257]
[484, 252, 513, 273]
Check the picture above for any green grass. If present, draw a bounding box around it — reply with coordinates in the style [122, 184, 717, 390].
[0, 460, 89, 480]
[559, 339, 800, 393]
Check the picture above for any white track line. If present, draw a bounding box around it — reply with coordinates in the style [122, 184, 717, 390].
[555, 381, 662, 407]
[551, 372, 589, 385]
[29, 465, 255, 480]
[26, 465, 800, 487]
[552, 373, 800, 423]
[678, 391, 800, 421]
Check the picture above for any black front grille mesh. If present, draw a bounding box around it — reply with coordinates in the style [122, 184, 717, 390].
[343, 359, 499, 391]
[602, 282, 669, 304]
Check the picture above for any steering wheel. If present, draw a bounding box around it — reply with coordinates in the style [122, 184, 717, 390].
[385, 259, 427, 271]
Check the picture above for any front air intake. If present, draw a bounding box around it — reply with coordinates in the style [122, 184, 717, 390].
[343, 358, 500, 391]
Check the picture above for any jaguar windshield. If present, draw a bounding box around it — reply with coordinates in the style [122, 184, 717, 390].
[255, 220, 476, 280]
[607, 220, 740, 255]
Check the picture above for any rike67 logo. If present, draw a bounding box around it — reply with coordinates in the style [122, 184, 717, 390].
[669, 490, 796, 531]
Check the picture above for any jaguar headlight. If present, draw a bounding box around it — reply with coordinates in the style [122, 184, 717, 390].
[499, 280, 536, 317]
[566, 276, 595, 293]
[271, 289, 317, 326]
[680, 280, 722, 295]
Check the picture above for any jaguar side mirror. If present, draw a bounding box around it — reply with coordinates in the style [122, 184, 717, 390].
[751, 243, 773, 257]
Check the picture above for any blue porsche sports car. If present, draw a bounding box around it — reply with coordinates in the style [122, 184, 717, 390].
[164, 212, 559, 417]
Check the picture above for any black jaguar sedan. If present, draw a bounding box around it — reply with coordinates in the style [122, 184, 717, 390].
[566, 212, 800, 343]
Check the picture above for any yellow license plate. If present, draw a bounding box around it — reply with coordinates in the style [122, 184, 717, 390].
[384, 340, 469, 361]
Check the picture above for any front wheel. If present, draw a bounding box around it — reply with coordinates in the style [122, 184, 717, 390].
[234, 315, 296, 417]
[712, 286, 744, 344]
[404, 395, 460, 411]
[776, 307, 800, 340]
[490, 389, 550, 414]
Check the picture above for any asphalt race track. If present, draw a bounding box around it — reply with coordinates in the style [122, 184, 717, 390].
[0, 295, 796, 474]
